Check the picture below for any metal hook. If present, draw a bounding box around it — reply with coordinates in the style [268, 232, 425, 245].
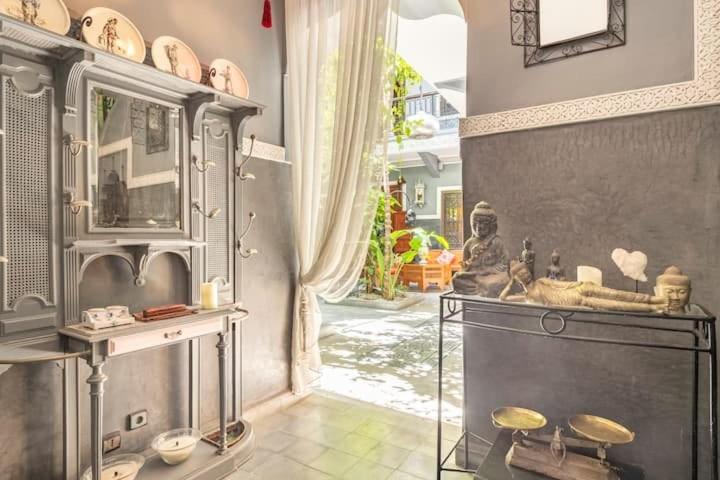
[236, 212, 258, 259]
[76, 16, 93, 40]
[192, 155, 216, 173]
[64, 135, 92, 158]
[235, 134, 256, 181]
[206, 67, 217, 86]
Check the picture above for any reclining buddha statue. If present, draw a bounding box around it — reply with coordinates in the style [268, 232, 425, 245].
[500, 261, 668, 313]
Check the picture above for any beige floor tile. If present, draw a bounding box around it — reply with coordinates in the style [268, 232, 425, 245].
[305, 423, 350, 447]
[283, 438, 328, 465]
[354, 419, 396, 441]
[325, 411, 367, 432]
[342, 458, 394, 480]
[285, 402, 339, 422]
[382, 427, 426, 450]
[224, 468, 257, 479]
[256, 430, 298, 453]
[239, 448, 279, 472]
[334, 432, 380, 457]
[253, 455, 324, 480]
[416, 437, 457, 458]
[308, 448, 361, 477]
[398, 451, 436, 480]
[254, 412, 295, 435]
[280, 414, 325, 437]
[442, 472, 474, 479]
[388, 470, 424, 480]
[363, 442, 412, 469]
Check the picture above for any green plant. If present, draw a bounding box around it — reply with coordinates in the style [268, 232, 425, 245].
[402, 228, 450, 263]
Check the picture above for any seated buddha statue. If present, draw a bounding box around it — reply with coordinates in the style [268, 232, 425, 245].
[500, 261, 668, 313]
[451, 202, 510, 297]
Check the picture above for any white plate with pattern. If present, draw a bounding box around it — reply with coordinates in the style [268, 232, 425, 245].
[209, 58, 249, 99]
[0, 0, 71, 35]
[151, 35, 202, 83]
[81, 7, 146, 63]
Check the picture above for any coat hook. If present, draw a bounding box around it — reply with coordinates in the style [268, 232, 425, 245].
[236, 212, 258, 259]
[64, 191, 92, 215]
[193, 201, 221, 219]
[192, 155, 216, 173]
[64, 135, 92, 158]
[235, 134, 256, 181]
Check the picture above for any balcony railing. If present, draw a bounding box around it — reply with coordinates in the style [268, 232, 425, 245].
[392, 92, 460, 136]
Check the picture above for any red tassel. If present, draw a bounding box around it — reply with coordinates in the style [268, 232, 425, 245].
[262, 0, 272, 29]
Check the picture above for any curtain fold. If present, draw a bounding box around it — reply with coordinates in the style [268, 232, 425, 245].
[286, 0, 398, 394]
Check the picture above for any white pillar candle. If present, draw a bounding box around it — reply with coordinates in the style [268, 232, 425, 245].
[577, 266, 603, 286]
[200, 282, 218, 309]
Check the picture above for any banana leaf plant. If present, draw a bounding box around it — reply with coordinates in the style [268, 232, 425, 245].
[402, 228, 450, 264]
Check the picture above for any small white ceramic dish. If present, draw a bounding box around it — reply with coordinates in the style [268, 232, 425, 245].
[209, 58, 249, 99]
[0, 0, 71, 35]
[80, 453, 145, 480]
[151, 35, 202, 83]
[151, 428, 202, 465]
[80, 7, 146, 63]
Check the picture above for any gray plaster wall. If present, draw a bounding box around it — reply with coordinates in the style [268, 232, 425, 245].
[0, 1, 292, 478]
[465, 0, 694, 116]
[460, 106, 720, 478]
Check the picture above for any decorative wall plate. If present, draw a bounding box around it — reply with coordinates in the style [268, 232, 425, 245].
[209, 58, 249, 98]
[80, 7, 146, 63]
[0, 0, 71, 35]
[151, 36, 202, 83]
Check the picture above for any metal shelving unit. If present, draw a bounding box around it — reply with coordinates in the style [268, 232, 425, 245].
[436, 292, 718, 480]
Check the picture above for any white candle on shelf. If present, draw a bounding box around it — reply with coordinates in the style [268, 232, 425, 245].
[577, 266, 603, 286]
[200, 282, 218, 309]
[156, 435, 197, 465]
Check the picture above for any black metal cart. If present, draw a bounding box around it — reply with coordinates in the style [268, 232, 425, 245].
[436, 292, 718, 480]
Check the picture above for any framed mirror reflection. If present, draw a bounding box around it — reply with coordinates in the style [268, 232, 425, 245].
[88, 86, 182, 231]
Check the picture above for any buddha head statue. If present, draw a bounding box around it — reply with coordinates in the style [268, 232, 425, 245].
[655, 266, 691, 313]
[510, 260, 532, 287]
[551, 249, 560, 266]
[470, 201, 498, 240]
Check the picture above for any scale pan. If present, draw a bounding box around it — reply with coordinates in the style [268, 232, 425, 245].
[491, 407, 547, 431]
[569, 414, 635, 445]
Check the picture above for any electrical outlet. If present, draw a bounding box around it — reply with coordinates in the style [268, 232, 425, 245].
[128, 410, 148, 430]
[103, 431, 121, 454]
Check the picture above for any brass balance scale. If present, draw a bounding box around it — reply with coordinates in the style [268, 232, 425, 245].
[491, 407, 636, 480]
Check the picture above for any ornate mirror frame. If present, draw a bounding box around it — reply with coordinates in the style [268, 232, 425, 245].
[510, 0, 626, 67]
[461, 0, 720, 138]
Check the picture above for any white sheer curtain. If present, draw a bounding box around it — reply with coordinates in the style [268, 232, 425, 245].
[286, 0, 398, 394]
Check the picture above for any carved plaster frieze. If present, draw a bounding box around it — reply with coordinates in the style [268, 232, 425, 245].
[459, 0, 720, 138]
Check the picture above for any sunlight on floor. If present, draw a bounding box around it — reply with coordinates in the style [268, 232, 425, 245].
[318, 293, 464, 424]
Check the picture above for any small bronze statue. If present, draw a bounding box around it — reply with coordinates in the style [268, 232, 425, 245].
[500, 261, 667, 313]
[520, 237, 536, 278]
[546, 249, 565, 281]
[452, 202, 510, 297]
[655, 266, 691, 313]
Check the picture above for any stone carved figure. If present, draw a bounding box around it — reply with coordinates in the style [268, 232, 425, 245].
[655, 266, 691, 313]
[546, 249, 565, 281]
[520, 237, 536, 278]
[451, 202, 510, 297]
[165, 43, 180, 76]
[99, 18, 122, 55]
[500, 261, 668, 313]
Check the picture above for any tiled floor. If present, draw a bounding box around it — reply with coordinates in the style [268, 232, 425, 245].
[317, 293, 464, 423]
[227, 392, 472, 480]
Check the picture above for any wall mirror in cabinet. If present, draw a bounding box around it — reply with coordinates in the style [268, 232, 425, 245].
[88, 85, 182, 231]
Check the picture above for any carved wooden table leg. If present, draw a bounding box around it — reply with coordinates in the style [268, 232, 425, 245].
[217, 331, 229, 455]
[87, 362, 107, 480]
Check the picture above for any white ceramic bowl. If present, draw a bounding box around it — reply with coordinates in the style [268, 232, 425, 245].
[80, 453, 145, 480]
[151, 428, 202, 465]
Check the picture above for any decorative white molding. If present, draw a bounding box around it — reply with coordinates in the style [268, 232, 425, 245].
[242, 137, 287, 164]
[459, 0, 720, 138]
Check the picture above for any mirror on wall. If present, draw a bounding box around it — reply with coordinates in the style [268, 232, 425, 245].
[538, 0, 609, 47]
[89, 88, 181, 230]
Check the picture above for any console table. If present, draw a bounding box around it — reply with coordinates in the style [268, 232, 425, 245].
[400, 264, 448, 291]
[436, 292, 718, 480]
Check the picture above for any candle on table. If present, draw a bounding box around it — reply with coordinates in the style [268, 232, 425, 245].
[156, 435, 198, 465]
[200, 282, 218, 309]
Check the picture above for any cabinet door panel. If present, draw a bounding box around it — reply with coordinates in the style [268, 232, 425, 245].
[0, 62, 58, 338]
